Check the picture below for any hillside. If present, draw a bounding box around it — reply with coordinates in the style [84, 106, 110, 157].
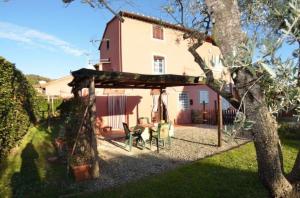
[25, 74, 51, 86]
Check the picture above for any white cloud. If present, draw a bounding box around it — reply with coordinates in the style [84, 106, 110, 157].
[0, 21, 86, 56]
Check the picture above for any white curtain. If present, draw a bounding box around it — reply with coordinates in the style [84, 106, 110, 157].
[152, 95, 159, 112]
[108, 95, 126, 129]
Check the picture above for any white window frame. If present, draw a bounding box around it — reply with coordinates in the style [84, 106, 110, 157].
[178, 92, 189, 110]
[199, 90, 209, 104]
[153, 56, 165, 74]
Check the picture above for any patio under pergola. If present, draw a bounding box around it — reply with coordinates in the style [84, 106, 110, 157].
[68, 67, 224, 178]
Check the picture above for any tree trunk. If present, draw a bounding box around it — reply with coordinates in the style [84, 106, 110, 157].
[203, 0, 295, 196]
[241, 84, 293, 197]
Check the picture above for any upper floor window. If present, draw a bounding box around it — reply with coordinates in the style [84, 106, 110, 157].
[153, 25, 164, 40]
[106, 40, 110, 50]
[199, 90, 209, 104]
[153, 56, 165, 74]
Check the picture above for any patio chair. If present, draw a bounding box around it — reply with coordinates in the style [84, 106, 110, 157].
[138, 117, 151, 145]
[138, 117, 150, 125]
[122, 122, 142, 152]
[150, 122, 171, 153]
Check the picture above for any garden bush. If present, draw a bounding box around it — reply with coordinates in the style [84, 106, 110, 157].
[0, 57, 40, 161]
[278, 122, 300, 140]
[57, 97, 87, 148]
[57, 97, 93, 166]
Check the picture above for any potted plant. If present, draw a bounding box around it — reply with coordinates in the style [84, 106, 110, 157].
[69, 153, 91, 182]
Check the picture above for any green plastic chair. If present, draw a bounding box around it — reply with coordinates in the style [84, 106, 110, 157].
[122, 122, 141, 152]
[150, 122, 171, 153]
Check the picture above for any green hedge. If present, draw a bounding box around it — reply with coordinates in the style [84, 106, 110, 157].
[0, 57, 39, 161]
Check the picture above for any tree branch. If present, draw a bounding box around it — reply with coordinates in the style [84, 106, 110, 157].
[175, 0, 184, 26]
[98, 0, 124, 22]
[184, 33, 240, 108]
[62, 0, 124, 22]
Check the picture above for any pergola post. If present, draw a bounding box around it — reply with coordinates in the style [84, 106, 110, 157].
[217, 94, 223, 147]
[159, 88, 163, 121]
[89, 77, 100, 178]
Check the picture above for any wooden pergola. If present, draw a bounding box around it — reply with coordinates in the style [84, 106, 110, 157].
[69, 68, 206, 90]
[69, 68, 223, 178]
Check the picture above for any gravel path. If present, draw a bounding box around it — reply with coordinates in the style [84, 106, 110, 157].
[85, 125, 250, 192]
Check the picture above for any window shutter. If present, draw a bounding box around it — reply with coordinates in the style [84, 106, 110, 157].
[153, 25, 163, 40]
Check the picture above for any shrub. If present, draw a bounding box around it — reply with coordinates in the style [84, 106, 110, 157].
[0, 57, 39, 161]
[278, 122, 300, 140]
[35, 96, 63, 119]
[57, 97, 92, 165]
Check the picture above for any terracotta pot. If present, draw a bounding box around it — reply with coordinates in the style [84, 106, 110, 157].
[71, 164, 91, 182]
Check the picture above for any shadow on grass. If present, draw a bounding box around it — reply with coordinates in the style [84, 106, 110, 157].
[10, 142, 41, 197]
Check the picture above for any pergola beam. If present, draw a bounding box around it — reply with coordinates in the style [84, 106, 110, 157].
[69, 68, 206, 92]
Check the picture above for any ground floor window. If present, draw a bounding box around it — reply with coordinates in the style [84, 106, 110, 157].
[179, 92, 189, 110]
[199, 90, 209, 104]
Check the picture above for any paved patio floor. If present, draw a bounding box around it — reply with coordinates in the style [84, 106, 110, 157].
[86, 125, 250, 191]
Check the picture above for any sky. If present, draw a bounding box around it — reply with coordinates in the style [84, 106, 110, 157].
[0, 0, 171, 79]
[0, 1, 297, 79]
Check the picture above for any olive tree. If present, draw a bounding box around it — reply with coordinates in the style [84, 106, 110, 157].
[165, 0, 300, 197]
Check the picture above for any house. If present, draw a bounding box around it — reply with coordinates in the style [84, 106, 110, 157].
[95, 11, 232, 129]
[43, 75, 73, 98]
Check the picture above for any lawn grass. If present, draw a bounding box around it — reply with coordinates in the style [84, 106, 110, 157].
[0, 123, 299, 198]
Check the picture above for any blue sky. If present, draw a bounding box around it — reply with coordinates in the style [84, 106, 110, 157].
[0, 0, 171, 79]
[0, 1, 296, 79]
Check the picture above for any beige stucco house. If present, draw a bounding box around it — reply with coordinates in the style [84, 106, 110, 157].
[95, 11, 232, 128]
[42, 75, 73, 98]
